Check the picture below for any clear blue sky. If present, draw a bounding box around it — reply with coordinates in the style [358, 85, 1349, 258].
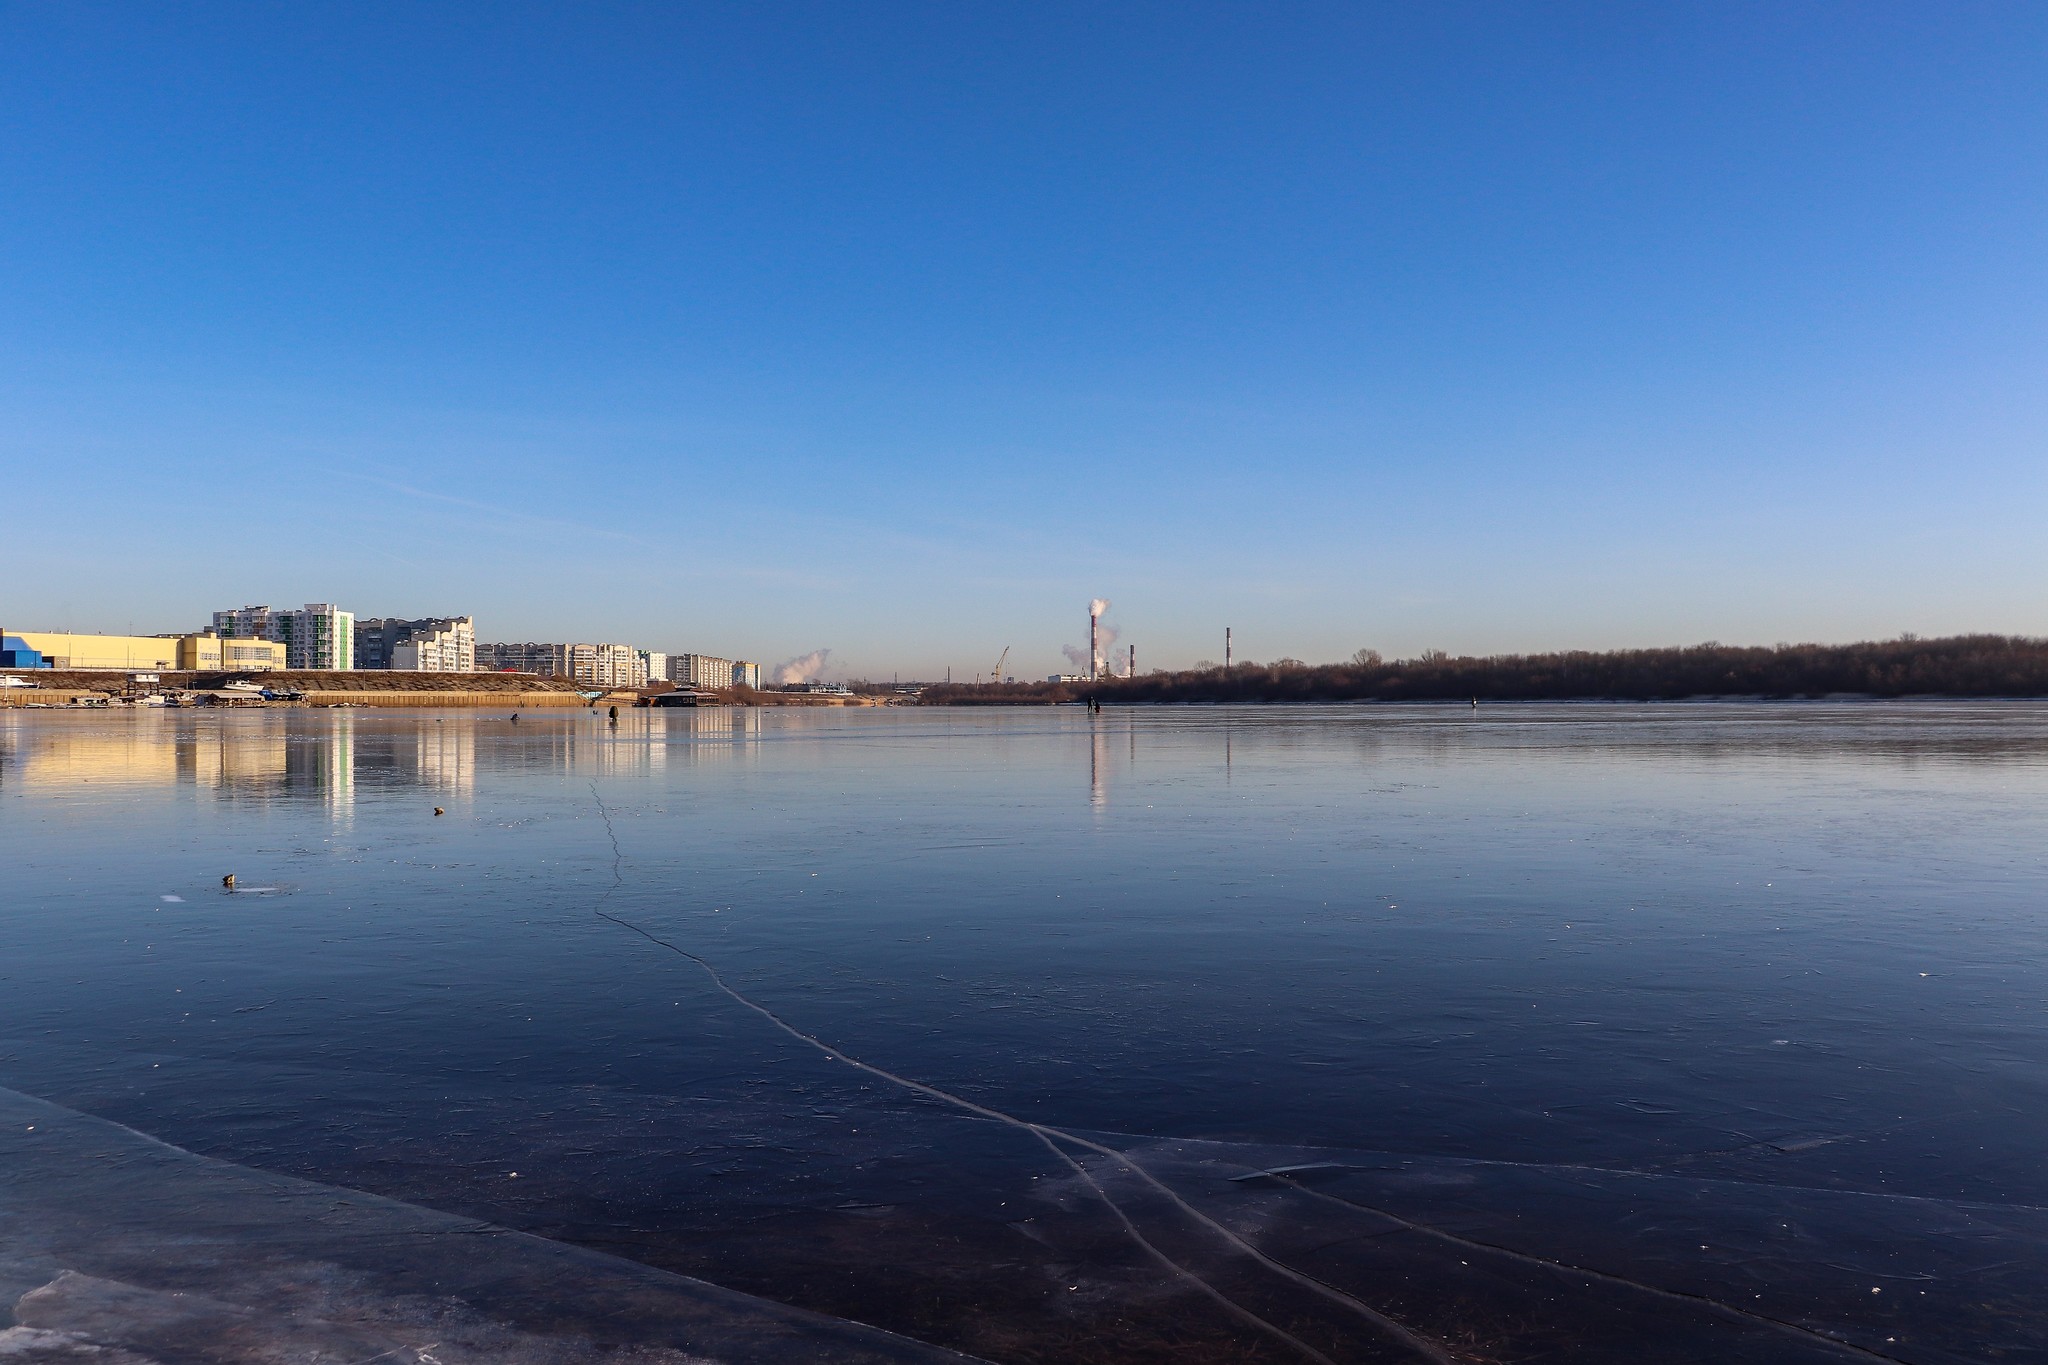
[5, 2, 2046, 678]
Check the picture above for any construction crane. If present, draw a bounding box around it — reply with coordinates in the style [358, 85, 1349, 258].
[990, 646, 1010, 686]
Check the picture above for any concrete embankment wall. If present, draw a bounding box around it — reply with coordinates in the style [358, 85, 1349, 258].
[298, 691, 588, 708]
[0, 668, 590, 709]
[0, 690, 590, 709]
[0, 690, 98, 707]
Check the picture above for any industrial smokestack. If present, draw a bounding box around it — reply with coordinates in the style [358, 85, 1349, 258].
[1128, 644, 1135, 678]
[1225, 627, 1232, 672]
[1089, 597, 1109, 678]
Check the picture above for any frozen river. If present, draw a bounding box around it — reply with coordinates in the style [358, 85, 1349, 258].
[2, 703, 2045, 1363]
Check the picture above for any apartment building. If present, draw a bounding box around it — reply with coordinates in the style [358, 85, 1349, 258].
[392, 624, 474, 672]
[357, 616, 476, 672]
[571, 642, 646, 689]
[732, 660, 761, 689]
[213, 604, 355, 670]
[477, 641, 570, 676]
[676, 654, 733, 690]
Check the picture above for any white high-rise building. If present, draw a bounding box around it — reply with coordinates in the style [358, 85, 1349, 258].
[639, 650, 668, 685]
[213, 603, 355, 670]
[359, 616, 475, 671]
[390, 618, 476, 672]
[677, 654, 733, 690]
[568, 643, 646, 689]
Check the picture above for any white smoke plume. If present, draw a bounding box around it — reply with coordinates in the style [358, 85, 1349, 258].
[774, 649, 832, 686]
[1063, 599, 1119, 673]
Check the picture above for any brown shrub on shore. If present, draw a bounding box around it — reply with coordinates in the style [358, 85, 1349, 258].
[919, 634, 2048, 705]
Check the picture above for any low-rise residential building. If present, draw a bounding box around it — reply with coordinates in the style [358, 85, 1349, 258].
[478, 641, 570, 676]
[214, 604, 355, 670]
[357, 616, 476, 672]
[676, 654, 733, 690]
[479, 641, 642, 686]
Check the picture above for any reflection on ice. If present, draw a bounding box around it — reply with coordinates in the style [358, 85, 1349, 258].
[0, 708, 790, 807]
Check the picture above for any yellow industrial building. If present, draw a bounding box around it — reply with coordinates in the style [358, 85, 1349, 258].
[5, 631, 287, 672]
[176, 633, 289, 671]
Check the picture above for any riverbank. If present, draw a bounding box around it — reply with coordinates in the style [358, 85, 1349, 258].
[726, 686, 893, 707]
[919, 633, 2048, 705]
[0, 669, 589, 707]
[0, 671, 899, 708]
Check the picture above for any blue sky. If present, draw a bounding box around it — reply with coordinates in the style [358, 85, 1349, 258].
[4, 2, 2045, 678]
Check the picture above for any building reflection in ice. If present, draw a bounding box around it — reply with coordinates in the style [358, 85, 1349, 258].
[0, 712, 360, 815]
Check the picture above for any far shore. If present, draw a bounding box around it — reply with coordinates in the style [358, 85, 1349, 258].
[0, 670, 890, 708]
[919, 634, 2048, 706]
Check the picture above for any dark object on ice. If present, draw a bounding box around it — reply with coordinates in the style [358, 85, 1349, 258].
[1766, 1133, 1848, 1154]
[1228, 1161, 1355, 1186]
[221, 874, 235, 889]
[434, 808, 445, 817]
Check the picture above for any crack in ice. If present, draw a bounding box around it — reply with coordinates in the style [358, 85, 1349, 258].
[585, 787, 1452, 1365]
[1274, 1176, 1913, 1364]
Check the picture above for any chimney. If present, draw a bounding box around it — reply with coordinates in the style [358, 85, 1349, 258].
[1090, 606, 1101, 679]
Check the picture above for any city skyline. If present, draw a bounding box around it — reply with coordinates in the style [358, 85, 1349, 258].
[6, 4, 2047, 676]
[5, 599, 799, 681]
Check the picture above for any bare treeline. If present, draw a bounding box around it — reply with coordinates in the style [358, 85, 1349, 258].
[921, 635, 2048, 704]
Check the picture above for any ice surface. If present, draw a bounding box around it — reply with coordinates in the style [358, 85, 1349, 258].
[0, 1086, 981, 1364]
[1080, 1130, 2048, 1364]
[9, 704, 2048, 1362]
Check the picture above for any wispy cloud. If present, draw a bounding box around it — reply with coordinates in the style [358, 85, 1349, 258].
[334, 469, 652, 548]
